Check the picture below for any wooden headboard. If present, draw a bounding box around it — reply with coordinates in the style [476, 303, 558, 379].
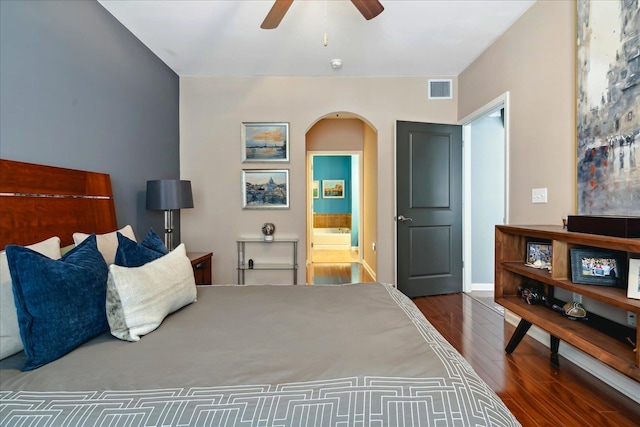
[0, 159, 118, 249]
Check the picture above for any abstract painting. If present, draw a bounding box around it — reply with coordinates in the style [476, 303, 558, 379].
[576, 0, 639, 215]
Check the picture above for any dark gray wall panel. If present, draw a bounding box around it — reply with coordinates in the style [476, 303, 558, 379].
[410, 132, 451, 208]
[0, 0, 179, 241]
[408, 226, 451, 277]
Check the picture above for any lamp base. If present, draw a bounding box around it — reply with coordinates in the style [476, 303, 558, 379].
[164, 210, 175, 250]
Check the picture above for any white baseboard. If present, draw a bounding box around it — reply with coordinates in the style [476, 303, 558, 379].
[362, 260, 376, 282]
[471, 282, 494, 291]
[504, 310, 640, 404]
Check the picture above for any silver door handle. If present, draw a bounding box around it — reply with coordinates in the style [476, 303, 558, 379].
[397, 215, 413, 222]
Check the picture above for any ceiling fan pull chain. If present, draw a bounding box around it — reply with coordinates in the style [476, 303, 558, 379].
[323, 0, 328, 47]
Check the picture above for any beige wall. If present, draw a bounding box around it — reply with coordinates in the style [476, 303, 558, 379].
[180, 77, 457, 284]
[459, 0, 577, 224]
[306, 118, 364, 151]
[363, 122, 378, 276]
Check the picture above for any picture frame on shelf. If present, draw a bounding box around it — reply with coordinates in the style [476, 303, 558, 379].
[525, 241, 552, 269]
[628, 258, 640, 300]
[241, 122, 289, 163]
[322, 179, 344, 198]
[570, 248, 626, 288]
[312, 180, 319, 199]
[242, 169, 289, 209]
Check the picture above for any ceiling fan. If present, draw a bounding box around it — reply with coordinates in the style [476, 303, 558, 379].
[261, 0, 384, 29]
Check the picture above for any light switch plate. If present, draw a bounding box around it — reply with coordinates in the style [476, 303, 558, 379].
[532, 188, 548, 203]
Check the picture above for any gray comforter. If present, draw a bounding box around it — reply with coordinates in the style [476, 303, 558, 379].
[0, 283, 520, 426]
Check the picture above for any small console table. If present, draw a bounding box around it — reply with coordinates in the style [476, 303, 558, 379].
[237, 238, 298, 285]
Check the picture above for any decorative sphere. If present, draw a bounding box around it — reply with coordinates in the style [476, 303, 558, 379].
[262, 223, 275, 236]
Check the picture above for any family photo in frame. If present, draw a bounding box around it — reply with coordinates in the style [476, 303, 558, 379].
[570, 248, 626, 288]
[525, 241, 552, 269]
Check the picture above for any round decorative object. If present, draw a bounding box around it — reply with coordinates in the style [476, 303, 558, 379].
[262, 223, 275, 242]
[563, 301, 587, 320]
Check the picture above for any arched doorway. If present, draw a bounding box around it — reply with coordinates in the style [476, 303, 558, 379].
[305, 113, 378, 285]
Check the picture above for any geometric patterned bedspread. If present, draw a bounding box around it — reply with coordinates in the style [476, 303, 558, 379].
[0, 284, 520, 427]
[1, 375, 517, 427]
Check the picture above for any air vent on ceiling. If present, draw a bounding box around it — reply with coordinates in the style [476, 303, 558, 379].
[428, 79, 453, 99]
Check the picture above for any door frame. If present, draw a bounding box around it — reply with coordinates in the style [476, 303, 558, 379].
[458, 92, 511, 293]
[306, 151, 364, 265]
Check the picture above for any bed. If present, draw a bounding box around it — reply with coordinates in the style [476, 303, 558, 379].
[0, 159, 520, 426]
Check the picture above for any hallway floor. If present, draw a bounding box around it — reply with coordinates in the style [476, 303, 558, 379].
[306, 262, 375, 285]
[310, 248, 359, 263]
[307, 248, 374, 285]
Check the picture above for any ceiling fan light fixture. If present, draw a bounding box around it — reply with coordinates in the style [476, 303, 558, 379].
[330, 58, 343, 69]
[261, 0, 384, 29]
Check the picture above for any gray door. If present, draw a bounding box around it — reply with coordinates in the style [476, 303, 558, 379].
[396, 121, 462, 298]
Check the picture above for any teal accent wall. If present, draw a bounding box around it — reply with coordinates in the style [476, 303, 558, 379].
[313, 156, 351, 214]
[351, 156, 359, 247]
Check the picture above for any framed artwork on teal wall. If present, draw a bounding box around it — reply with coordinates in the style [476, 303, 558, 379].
[322, 180, 344, 198]
[312, 181, 319, 199]
[241, 122, 289, 163]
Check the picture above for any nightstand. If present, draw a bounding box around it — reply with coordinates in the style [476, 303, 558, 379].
[187, 252, 213, 286]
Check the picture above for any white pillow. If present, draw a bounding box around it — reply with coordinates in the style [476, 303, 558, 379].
[73, 225, 136, 265]
[0, 236, 61, 360]
[106, 244, 196, 342]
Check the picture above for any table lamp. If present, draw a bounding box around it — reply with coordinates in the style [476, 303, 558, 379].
[146, 179, 193, 250]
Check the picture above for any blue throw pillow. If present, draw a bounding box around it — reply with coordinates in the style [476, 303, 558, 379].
[5, 234, 109, 371]
[114, 228, 168, 268]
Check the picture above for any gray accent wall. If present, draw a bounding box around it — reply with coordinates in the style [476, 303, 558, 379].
[0, 0, 180, 242]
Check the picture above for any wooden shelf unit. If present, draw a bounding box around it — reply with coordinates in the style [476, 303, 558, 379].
[495, 225, 640, 382]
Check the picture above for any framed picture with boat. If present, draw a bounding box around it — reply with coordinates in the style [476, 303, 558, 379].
[241, 122, 289, 162]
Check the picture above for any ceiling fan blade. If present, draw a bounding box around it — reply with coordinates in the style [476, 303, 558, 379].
[261, 0, 294, 29]
[351, 0, 384, 20]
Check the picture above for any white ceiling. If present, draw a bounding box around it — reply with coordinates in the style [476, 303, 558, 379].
[98, 0, 536, 77]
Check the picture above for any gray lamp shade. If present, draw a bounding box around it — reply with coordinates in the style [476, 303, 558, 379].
[146, 180, 194, 210]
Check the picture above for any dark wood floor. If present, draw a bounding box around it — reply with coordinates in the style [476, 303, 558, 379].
[413, 293, 640, 427]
